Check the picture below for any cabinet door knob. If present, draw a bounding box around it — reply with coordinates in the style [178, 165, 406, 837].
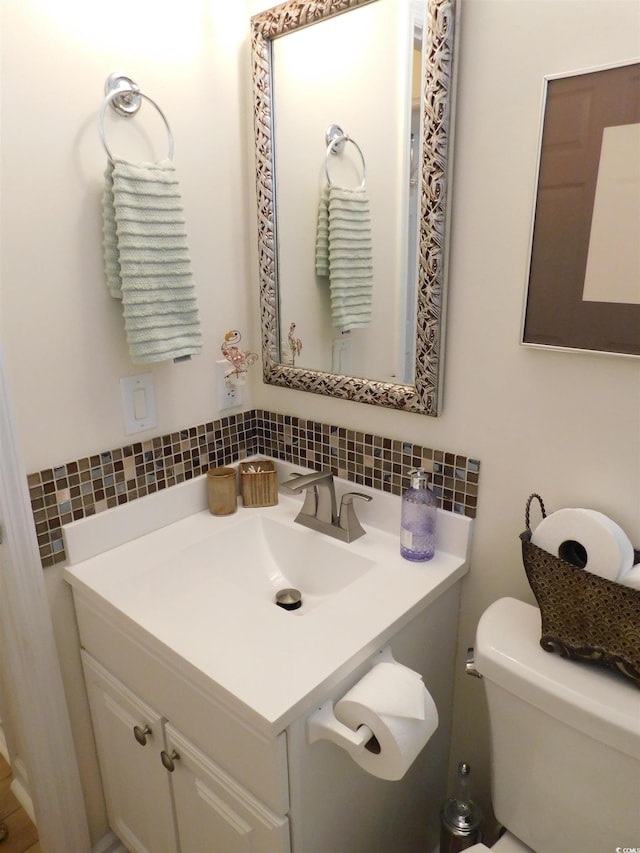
[133, 724, 152, 746]
[160, 749, 180, 772]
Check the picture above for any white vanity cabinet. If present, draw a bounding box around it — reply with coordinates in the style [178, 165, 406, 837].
[82, 651, 290, 853]
[165, 724, 289, 853]
[63, 469, 473, 853]
[81, 652, 178, 853]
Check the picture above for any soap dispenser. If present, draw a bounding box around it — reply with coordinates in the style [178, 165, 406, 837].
[400, 468, 436, 561]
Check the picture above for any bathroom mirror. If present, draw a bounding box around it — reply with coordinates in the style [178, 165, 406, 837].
[251, 0, 456, 415]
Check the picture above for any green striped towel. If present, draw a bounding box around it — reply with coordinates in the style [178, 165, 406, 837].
[315, 186, 330, 277]
[315, 185, 373, 331]
[103, 158, 203, 363]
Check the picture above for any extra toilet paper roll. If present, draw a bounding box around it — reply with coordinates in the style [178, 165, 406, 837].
[618, 563, 640, 590]
[333, 661, 438, 781]
[531, 507, 634, 582]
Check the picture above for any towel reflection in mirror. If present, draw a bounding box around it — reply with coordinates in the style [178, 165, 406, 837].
[316, 183, 373, 332]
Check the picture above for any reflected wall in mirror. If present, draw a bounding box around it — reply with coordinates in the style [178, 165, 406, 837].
[251, 0, 457, 415]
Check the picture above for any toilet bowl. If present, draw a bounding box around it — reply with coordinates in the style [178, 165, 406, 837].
[473, 597, 640, 853]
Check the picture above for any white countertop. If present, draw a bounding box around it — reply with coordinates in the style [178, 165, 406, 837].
[63, 459, 472, 734]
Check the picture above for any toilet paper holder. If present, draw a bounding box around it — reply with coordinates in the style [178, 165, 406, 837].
[307, 647, 439, 781]
[307, 646, 394, 754]
[307, 702, 377, 753]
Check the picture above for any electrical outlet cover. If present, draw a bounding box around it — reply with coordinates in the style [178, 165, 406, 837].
[216, 360, 242, 411]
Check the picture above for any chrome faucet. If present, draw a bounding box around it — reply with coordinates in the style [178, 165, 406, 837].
[281, 469, 372, 543]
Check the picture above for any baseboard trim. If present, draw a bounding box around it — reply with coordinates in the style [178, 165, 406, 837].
[92, 829, 128, 853]
[10, 777, 35, 824]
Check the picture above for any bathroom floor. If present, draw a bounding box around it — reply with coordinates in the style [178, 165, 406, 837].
[0, 756, 39, 852]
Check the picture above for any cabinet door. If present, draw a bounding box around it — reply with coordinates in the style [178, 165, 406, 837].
[165, 724, 290, 853]
[82, 652, 179, 853]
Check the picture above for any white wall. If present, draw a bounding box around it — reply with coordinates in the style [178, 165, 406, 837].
[1, 0, 255, 473]
[1, 0, 639, 841]
[248, 0, 640, 825]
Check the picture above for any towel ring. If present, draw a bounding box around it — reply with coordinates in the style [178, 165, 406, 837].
[325, 126, 366, 189]
[98, 75, 174, 163]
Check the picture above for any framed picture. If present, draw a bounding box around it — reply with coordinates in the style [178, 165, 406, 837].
[522, 59, 640, 357]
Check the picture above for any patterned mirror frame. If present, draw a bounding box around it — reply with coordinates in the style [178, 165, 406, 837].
[251, 0, 456, 415]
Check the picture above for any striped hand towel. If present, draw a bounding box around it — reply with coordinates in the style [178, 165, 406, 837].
[315, 184, 373, 332]
[315, 186, 330, 277]
[103, 158, 203, 363]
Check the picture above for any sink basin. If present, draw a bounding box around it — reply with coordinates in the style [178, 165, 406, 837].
[63, 464, 473, 732]
[179, 515, 375, 612]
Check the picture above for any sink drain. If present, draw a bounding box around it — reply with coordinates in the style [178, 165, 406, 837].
[275, 588, 302, 611]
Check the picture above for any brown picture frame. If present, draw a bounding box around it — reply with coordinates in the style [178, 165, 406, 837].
[522, 60, 640, 357]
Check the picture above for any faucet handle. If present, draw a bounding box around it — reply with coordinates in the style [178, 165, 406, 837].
[338, 492, 372, 542]
[284, 472, 317, 518]
[340, 492, 372, 507]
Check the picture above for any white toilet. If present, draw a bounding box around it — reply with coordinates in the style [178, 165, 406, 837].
[467, 597, 640, 853]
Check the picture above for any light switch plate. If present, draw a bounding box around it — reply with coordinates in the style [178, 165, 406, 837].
[120, 373, 157, 434]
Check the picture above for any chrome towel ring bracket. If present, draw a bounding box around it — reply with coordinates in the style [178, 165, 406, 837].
[98, 72, 174, 162]
[325, 123, 366, 189]
[104, 72, 141, 117]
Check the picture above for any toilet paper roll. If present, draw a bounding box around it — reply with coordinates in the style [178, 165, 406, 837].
[333, 661, 438, 781]
[618, 563, 640, 590]
[531, 508, 634, 582]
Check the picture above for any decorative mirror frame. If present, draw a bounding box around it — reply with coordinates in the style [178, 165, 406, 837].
[251, 0, 457, 415]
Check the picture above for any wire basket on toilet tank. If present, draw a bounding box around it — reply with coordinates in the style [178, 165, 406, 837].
[520, 493, 640, 688]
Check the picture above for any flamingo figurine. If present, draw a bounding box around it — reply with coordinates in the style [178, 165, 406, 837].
[288, 323, 302, 366]
[220, 330, 258, 381]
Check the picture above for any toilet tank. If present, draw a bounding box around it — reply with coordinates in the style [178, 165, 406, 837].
[475, 597, 640, 853]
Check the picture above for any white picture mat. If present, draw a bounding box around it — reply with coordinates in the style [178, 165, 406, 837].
[583, 122, 640, 305]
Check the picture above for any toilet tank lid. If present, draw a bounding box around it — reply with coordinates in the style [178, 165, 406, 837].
[475, 598, 640, 760]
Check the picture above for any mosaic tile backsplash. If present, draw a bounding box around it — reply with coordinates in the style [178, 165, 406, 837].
[28, 409, 480, 568]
